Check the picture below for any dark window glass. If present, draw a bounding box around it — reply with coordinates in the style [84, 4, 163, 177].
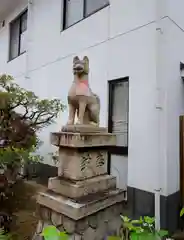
[85, 0, 109, 16]
[63, 0, 109, 29]
[65, 0, 83, 28]
[9, 18, 20, 60]
[20, 11, 27, 33]
[9, 10, 27, 61]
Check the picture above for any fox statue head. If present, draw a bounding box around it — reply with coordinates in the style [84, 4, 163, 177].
[73, 56, 89, 77]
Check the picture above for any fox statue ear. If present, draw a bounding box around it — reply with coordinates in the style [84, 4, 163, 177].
[73, 56, 79, 63]
[83, 56, 89, 73]
[83, 56, 89, 64]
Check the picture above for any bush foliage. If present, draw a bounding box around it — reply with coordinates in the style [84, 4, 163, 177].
[0, 74, 65, 169]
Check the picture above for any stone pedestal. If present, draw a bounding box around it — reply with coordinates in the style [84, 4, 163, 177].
[33, 125, 126, 240]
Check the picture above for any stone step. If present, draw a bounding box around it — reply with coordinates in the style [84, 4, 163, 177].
[48, 175, 117, 199]
[37, 188, 126, 220]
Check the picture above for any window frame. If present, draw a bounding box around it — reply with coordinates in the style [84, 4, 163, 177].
[8, 9, 28, 62]
[108, 77, 129, 155]
[107, 77, 129, 174]
[62, 0, 109, 30]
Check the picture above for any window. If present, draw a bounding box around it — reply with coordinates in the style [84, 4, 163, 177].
[9, 10, 28, 61]
[108, 78, 129, 155]
[63, 0, 109, 29]
[85, 0, 109, 16]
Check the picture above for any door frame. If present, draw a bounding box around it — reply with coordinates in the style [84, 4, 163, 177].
[107, 77, 129, 173]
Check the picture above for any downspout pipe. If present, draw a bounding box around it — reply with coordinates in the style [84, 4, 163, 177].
[154, 0, 164, 231]
[20, 0, 33, 177]
[25, 0, 33, 79]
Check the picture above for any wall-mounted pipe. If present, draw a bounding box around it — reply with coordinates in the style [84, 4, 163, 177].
[25, 0, 33, 79]
[155, 0, 165, 231]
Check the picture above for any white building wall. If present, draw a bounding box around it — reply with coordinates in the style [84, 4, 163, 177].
[0, 0, 27, 76]
[0, 0, 167, 194]
[159, 17, 184, 196]
[166, 0, 184, 29]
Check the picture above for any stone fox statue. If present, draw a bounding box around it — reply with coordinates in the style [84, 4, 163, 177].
[67, 56, 100, 126]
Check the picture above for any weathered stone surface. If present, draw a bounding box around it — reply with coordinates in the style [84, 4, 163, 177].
[96, 209, 104, 225]
[40, 206, 51, 221]
[36, 220, 43, 234]
[82, 227, 96, 240]
[95, 222, 108, 240]
[57, 225, 65, 232]
[50, 132, 116, 148]
[51, 211, 63, 226]
[35, 203, 42, 218]
[33, 201, 124, 240]
[61, 125, 107, 133]
[63, 216, 76, 234]
[88, 215, 98, 229]
[111, 203, 123, 216]
[37, 189, 125, 220]
[69, 233, 82, 240]
[32, 233, 42, 240]
[102, 206, 115, 223]
[76, 218, 88, 234]
[57, 149, 108, 180]
[42, 221, 53, 229]
[48, 175, 116, 198]
[107, 217, 122, 236]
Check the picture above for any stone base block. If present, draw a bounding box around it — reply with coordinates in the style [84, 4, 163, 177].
[37, 189, 125, 220]
[58, 149, 107, 180]
[34, 201, 124, 240]
[48, 175, 117, 199]
[50, 131, 116, 148]
[61, 124, 107, 133]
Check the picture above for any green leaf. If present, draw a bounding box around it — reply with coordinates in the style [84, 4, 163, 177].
[41, 225, 60, 240]
[180, 208, 184, 217]
[120, 215, 130, 222]
[123, 222, 134, 230]
[143, 216, 155, 225]
[131, 219, 142, 224]
[130, 232, 139, 240]
[0, 228, 12, 240]
[59, 232, 68, 240]
[157, 229, 169, 237]
[135, 227, 144, 234]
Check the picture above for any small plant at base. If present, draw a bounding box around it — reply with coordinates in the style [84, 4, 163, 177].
[41, 225, 68, 240]
[0, 228, 12, 240]
[108, 215, 169, 240]
[180, 207, 184, 217]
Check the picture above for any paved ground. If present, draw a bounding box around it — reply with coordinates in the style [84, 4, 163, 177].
[9, 180, 46, 240]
